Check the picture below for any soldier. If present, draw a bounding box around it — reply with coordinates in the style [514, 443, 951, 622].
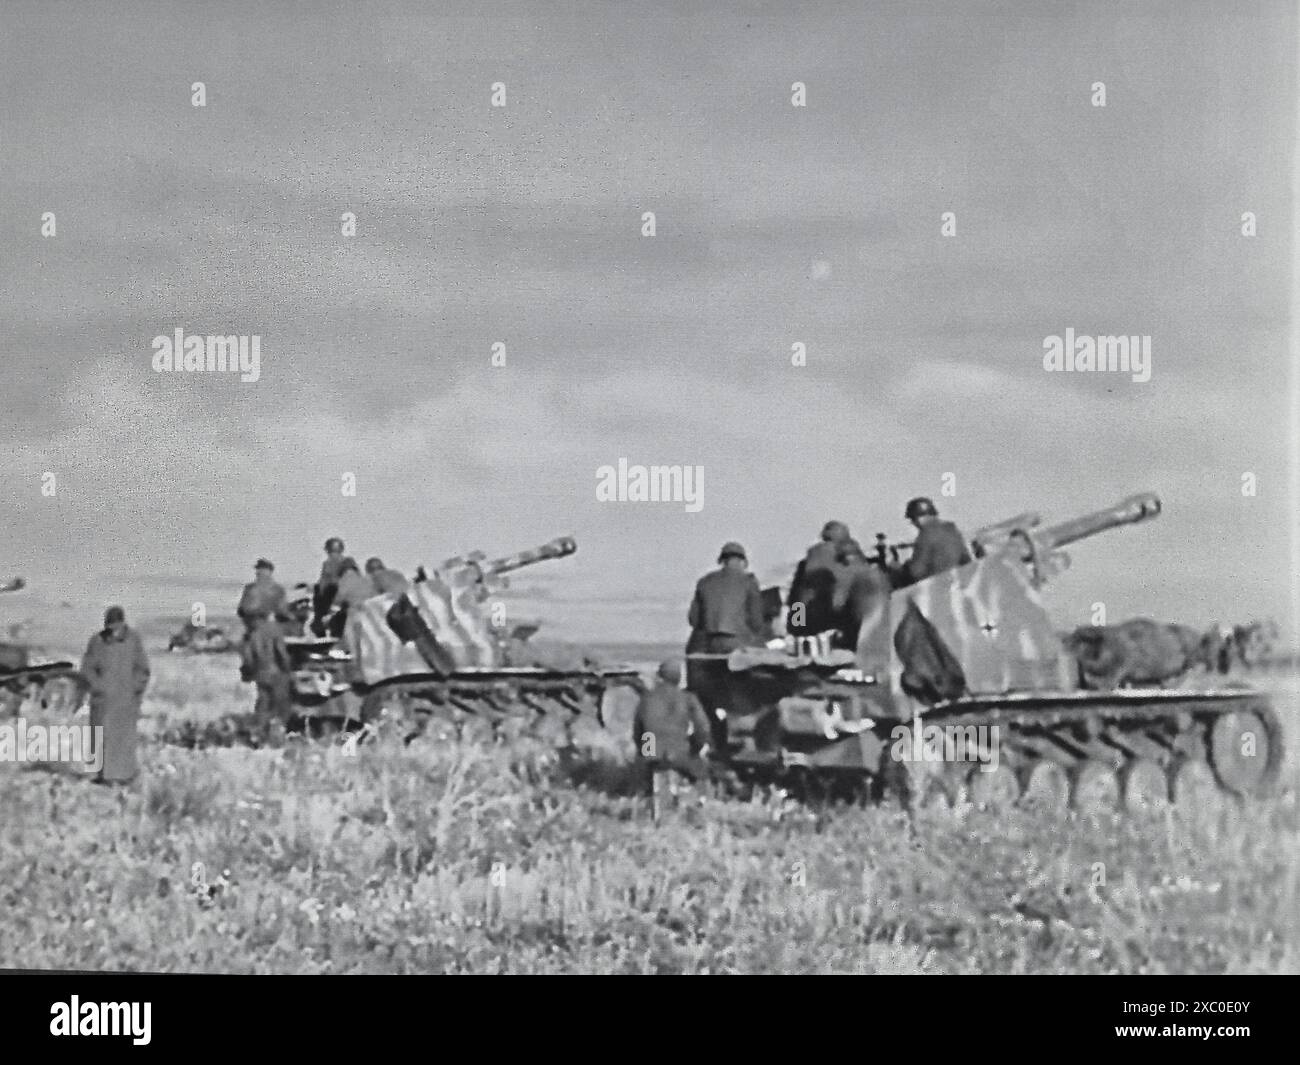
[633, 659, 714, 817]
[312, 537, 347, 635]
[282, 584, 314, 637]
[327, 557, 374, 638]
[899, 498, 972, 586]
[687, 542, 765, 655]
[788, 520, 851, 636]
[237, 558, 287, 636]
[365, 556, 410, 596]
[245, 613, 293, 726]
[686, 542, 763, 752]
[80, 607, 150, 785]
[831, 538, 891, 652]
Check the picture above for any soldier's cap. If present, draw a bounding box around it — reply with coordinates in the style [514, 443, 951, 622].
[289, 584, 312, 603]
[103, 605, 126, 626]
[364, 556, 385, 573]
[324, 537, 345, 553]
[821, 520, 850, 542]
[905, 496, 938, 520]
[656, 658, 684, 685]
[254, 558, 275, 571]
[339, 556, 360, 574]
[717, 541, 747, 562]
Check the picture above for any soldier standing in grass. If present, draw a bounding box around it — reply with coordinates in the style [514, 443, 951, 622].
[633, 659, 714, 819]
[247, 613, 293, 726]
[80, 606, 150, 785]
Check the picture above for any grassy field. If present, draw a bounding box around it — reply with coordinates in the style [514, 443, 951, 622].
[1, 653, 1296, 974]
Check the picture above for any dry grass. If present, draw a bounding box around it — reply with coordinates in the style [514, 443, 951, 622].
[0, 654, 1296, 973]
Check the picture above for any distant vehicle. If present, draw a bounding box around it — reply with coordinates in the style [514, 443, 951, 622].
[0, 577, 86, 716]
[167, 621, 236, 654]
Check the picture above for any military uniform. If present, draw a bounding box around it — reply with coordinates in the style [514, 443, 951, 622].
[247, 618, 293, 724]
[633, 684, 714, 788]
[687, 568, 764, 653]
[788, 541, 842, 635]
[237, 574, 287, 633]
[80, 615, 150, 783]
[902, 520, 971, 585]
[832, 553, 891, 651]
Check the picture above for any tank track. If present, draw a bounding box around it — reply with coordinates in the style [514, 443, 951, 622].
[354, 671, 638, 732]
[155, 670, 643, 750]
[890, 688, 1283, 810]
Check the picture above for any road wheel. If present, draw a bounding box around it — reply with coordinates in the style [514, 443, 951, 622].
[1021, 760, 1070, 810]
[1121, 759, 1171, 812]
[967, 762, 1019, 809]
[1072, 761, 1121, 812]
[1207, 706, 1283, 797]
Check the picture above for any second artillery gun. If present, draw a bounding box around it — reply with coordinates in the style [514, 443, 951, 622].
[690, 493, 1283, 808]
[283, 536, 640, 734]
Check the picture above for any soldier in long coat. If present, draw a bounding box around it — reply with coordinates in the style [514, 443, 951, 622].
[80, 606, 150, 784]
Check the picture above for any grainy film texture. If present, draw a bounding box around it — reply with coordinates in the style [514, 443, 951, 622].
[0, 0, 1296, 976]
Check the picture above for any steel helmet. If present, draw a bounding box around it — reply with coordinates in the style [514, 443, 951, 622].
[905, 497, 938, 520]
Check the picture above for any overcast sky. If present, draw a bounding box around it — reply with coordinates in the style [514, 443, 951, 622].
[1, 0, 1296, 647]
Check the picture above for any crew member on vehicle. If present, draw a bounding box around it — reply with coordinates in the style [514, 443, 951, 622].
[787, 520, 852, 636]
[898, 498, 972, 586]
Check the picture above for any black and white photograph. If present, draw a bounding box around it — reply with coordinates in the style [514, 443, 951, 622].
[0, 0, 1296, 1005]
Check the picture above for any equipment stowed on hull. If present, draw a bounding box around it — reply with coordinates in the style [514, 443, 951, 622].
[690, 493, 1284, 809]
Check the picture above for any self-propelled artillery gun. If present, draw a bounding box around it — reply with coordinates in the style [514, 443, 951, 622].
[689, 493, 1283, 808]
[284, 536, 640, 734]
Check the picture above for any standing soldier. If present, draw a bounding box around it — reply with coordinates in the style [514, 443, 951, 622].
[80, 606, 150, 785]
[899, 498, 972, 586]
[246, 613, 293, 726]
[788, 520, 851, 636]
[686, 541, 764, 751]
[313, 537, 347, 635]
[687, 542, 765, 655]
[831, 539, 891, 655]
[237, 558, 287, 636]
[238, 558, 287, 682]
[633, 659, 714, 820]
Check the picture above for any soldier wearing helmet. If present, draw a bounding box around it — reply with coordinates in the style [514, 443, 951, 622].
[312, 537, 348, 636]
[686, 542, 765, 752]
[633, 658, 715, 809]
[831, 538, 891, 651]
[787, 520, 852, 636]
[687, 542, 765, 656]
[899, 497, 971, 586]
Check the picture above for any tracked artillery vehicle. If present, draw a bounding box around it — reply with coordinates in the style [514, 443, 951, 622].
[689, 494, 1283, 808]
[283, 537, 640, 735]
[0, 579, 86, 716]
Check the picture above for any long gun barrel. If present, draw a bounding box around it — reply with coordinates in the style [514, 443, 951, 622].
[1032, 492, 1161, 554]
[478, 536, 577, 578]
